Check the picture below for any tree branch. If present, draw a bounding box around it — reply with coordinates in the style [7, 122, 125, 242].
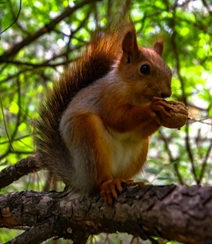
[1, 184, 212, 244]
[0, 0, 99, 62]
[0, 0, 22, 35]
[0, 156, 41, 188]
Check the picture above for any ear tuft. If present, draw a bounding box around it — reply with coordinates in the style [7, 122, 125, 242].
[122, 30, 138, 60]
[153, 42, 164, 56]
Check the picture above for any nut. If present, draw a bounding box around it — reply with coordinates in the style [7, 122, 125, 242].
[161, 101, 188, 129]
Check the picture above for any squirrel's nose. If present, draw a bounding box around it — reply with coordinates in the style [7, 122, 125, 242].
[161, 89, 172, 98]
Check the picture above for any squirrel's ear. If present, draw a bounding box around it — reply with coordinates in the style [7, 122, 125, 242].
[122, 30, 138, 63]
[153, 42, 163, 56]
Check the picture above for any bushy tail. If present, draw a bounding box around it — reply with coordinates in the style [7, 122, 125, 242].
[34, 26, 123, 185]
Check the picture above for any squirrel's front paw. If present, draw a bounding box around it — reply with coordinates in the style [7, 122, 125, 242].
[148, 97, 188, 129]
[148, 97, 173, 125]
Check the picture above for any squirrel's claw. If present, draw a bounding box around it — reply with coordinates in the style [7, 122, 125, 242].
[99, 179, 123, 205]
[99, 179, 145, 205]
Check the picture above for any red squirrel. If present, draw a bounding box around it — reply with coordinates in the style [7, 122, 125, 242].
[35, 23, 173, 205]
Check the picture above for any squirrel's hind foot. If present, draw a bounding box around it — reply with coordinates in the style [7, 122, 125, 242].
[98, 179, 145, 205]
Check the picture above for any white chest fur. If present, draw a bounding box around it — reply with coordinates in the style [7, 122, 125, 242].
[108, 130, 148, 178]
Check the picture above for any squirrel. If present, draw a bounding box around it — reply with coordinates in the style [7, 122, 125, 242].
[35, 22, 173, 205]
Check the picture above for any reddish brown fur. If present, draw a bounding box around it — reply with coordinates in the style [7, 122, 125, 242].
[35, 22, 172, 204]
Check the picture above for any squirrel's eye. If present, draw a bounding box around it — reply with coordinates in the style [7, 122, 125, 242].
[140, 64, 150, 75]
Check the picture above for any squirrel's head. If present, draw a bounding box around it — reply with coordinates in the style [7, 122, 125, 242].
[117, 28, 172, 105]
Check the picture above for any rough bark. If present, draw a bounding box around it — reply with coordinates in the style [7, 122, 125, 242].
[0, 156, 41, 189]
[0, 184, 211, 244]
